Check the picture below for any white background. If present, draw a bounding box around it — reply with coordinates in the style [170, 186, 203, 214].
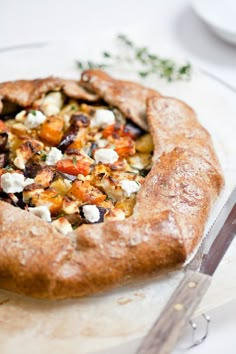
[1, 0, 236, 86]
[0, 1, 236, 353]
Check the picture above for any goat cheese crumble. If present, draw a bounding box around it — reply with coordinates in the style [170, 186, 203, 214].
[91, 109, 115, 128]
[46, 147, 63, 165]
[1, 173, 27, 193]
[120, 179, 141, 197]
[28, 206, 51, 223]
[83, 205, 100, 223]
[97, 139, 108, 148]
[24, 178, 35, 187]
[0, 173, 34, 194]
[25, 110, 46, 129]
[94, 148, 118, 164]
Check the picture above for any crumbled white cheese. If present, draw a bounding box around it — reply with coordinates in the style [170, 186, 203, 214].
[83, 205, 100, 223]
[28, 206, 51, 223]
[51, 217, 73, 235]
[120, 179, 141, 197]
[91, 109, 115, 128]
[41, 92, 64, 116]
[0, 173, 35, 193]
[1, 173, 25, 193]
[24, 178, 35, 187]
[94, 148, 118, 164]
[97, 139, 108, 148]
[25, 110, 46, 129]
[46, 147, 63, 165]
[15, 110, 26, 122]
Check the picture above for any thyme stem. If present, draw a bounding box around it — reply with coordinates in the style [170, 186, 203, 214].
[77, 34, 192, 82]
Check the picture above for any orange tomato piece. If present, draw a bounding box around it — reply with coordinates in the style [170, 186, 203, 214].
[103, 123, 142, 139]
[69, 180, 106, 204]
[39, 116, 64, 145]
[102, 123, 123, 138]
[115, 137, 135, 157]
[56, 158, 91, 176]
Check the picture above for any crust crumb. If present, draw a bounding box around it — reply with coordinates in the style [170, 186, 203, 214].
[117, 297, 132, 305]
[134, 292, 146, 298]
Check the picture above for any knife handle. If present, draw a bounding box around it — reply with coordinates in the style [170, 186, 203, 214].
[136, 270, 211, 354]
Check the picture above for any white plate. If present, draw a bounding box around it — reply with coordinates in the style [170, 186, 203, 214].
[192, 0, 236, 45]
[0, 39, 236, 354]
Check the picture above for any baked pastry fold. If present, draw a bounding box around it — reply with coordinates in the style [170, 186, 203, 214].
[0, 71, 224, 299]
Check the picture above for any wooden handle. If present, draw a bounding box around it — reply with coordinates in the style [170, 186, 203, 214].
[136, 270, 211, 354]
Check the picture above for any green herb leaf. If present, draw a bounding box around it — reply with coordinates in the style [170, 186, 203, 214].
[76, 34, 192, 82]
[4, 165, 13, 171]
[103, 51, 111, 58]
[72, 223, 79, 230]
[72, 156, 77, 165]
[40, 151, 47, 161]
[30, 109, 37, 116]
[138, 71, 149, 78]
[54, 212, 65, 219]
[117, 34, 134, 48]
[139, 169, 150, 177]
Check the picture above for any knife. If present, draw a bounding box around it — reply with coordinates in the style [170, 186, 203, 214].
[137, 187, 236, 354]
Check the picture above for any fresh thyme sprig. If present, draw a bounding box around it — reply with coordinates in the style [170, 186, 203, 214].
[77, 34, 192, 82]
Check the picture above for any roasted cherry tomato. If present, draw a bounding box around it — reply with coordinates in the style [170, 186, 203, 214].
[56, 158, 91, 176]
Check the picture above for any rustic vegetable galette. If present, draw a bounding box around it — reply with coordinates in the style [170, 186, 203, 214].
[0, 70, 224, 299]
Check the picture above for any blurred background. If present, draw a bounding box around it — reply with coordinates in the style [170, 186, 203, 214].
[1, 0, 236, 85]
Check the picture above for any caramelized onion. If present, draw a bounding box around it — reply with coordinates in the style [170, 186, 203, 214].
[0, 132, 8, 152]
[0, 153, 9, 168]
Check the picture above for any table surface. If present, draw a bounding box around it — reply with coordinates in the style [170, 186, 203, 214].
[1, 1, 236, 353]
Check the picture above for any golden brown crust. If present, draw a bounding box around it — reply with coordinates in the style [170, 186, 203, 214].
[0, 202, 186, 299]
[147, 96, 223, 169]
[142, 96, 224, 253]
[135, 147, 223, 254]
[0, 202, 73, 298]
[0, 73, 224, 299]
[81, 69, 160, 131]
[0, 77, 98, 112]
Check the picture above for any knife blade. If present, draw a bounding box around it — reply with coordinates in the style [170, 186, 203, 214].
[137, 187, 236, 354]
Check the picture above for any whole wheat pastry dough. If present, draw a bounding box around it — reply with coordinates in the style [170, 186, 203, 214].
[81, 69, 160, 131]
[0, 70, 224, 299]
